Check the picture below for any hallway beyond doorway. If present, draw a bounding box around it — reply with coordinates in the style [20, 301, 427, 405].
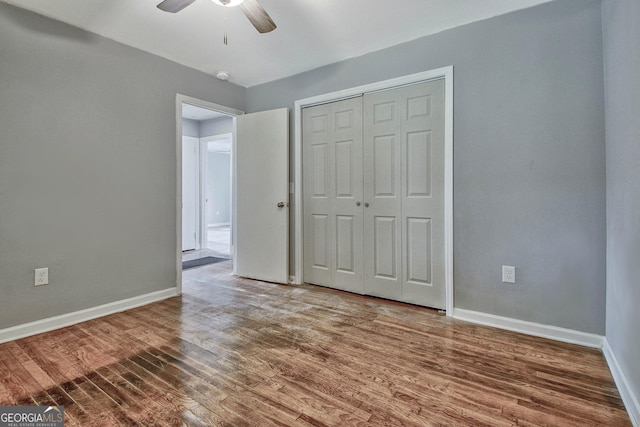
[183, 225, 230, 262]
[207, 224, 230, 258]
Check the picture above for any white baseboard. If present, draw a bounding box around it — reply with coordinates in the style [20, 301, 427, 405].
[0, 288, 178, 344]
[603, 338, 640, 427]
[453, 308, 604, 348]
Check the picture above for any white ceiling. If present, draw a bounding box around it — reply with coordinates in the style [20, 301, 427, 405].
[2, 0, 554, 87]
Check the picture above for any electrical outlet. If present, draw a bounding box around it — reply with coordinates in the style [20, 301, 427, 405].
[35, 267, 49, 286]
[502, 265, 515, 283]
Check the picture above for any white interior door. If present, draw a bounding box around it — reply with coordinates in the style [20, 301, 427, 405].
[364, 80, 446, 309]
[235, 108, 289, 284]
[400, 80, 446, 307]
[303, 97, 364, 293]
[363, 88, 403, 301]
[182, 136, 198, 251]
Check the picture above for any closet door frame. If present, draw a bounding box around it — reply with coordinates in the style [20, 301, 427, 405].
[293, 66, 454, 315]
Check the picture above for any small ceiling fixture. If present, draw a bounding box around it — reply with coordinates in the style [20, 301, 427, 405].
[215, 70, 230, 81]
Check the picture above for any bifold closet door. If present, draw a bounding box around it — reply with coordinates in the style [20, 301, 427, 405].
[302, 79, 446, 309]
[363, 79, 446, 309]
[302, 97, 364, 293]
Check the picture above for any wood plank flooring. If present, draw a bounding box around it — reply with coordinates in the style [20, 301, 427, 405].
[0, 261, 631, 426]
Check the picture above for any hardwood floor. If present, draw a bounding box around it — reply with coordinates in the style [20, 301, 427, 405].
[0, 261, 631, 426]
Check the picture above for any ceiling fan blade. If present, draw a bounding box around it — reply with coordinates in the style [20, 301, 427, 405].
[240, 0, 277, 33]
[157, 0, 196, 13]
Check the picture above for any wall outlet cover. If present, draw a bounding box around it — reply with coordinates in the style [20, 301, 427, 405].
[35, 267, 49, 286]
[502, 265, 516, 283]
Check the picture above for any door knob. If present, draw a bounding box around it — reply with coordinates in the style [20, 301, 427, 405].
[277, 202, 285, 208]
[356, 201, 361, 206]
[365, 202, 370, 207]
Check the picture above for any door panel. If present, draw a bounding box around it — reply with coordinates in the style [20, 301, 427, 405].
[335, 141, 355, 197]
[235, 108, 289, 284]
[406, 131, 431, 197]
[373, 135, 397, 197]
[364, 90, 403, 300]
[303, 97, 364, 293]
[336, 215, 355, 273]
[304, 106, 333, 287]
[332, 99, 364, 293]
[312, 144, 329, 197]
[400, 80, 445, 308]
[311, 214, 330, 269]
[374, 217, 397, 279]
[364, 80, 445, 309]
[406, 217, 432, 285]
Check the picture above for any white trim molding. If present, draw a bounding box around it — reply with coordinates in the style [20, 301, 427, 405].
[453, 308, 604, 348]
[293, 67, 454, 315]
[0, 288, 178, 344]
[603, 338, 640, 427]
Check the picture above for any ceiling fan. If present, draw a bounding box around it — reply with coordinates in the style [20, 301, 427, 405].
[156, 0, 276, 34]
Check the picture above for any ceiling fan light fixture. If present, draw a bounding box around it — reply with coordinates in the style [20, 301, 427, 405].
[157, 0, 275, 33]
[211, 0, 245, 7]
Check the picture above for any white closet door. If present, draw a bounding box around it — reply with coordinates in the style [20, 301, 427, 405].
[303, 97, 364, 293]
[363, 89, 403, 300]
[364, 80, 446, 309]
[401, 80, 446, 308]
[302, 80, 446, 309]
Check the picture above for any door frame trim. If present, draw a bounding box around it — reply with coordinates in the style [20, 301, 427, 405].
[293, 66, 454, 315]
[175, 94, 243, 294]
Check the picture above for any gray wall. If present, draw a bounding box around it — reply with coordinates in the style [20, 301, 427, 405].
[602, 0, 640, 414]
[207, 151, 231, 225]
[246, 0, 606, 333]
[0, 3, 245, 329]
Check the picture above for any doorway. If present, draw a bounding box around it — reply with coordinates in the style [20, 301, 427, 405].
[178, 97, 240, 272]
[176, 95, 290, 294]
[181, 105, 232, 259]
